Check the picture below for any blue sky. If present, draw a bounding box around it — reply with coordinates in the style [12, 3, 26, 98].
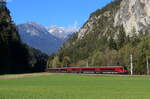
[7, 0, 112, 27]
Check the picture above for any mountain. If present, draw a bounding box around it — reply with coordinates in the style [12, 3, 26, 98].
[48, 25, 79, 39]
[18, 22, 63, 55]
[48, 0, 150, 74]
[0, 4, 31, 74]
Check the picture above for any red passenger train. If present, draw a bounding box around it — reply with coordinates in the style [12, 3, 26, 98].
[45, 66, 129, 74]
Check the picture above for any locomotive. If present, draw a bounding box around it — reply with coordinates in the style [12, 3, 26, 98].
[45, 66, 129, 74]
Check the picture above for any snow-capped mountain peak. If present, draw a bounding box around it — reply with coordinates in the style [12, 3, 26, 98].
[48, 25, 79, 39]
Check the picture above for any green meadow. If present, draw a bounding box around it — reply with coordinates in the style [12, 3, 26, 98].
[0, 74, 150, 99]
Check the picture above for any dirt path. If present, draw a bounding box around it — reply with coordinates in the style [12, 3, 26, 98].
[0, 73, 52, 80]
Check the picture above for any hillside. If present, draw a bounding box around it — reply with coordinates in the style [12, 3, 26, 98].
[48, 0, 150, 74]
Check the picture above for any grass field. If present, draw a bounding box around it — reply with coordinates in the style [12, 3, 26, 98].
[0, 74, 150, 99]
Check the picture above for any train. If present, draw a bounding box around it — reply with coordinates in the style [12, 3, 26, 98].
[45, 66, 129, 74]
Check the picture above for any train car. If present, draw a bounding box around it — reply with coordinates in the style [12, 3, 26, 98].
[45, 66, 128, 74]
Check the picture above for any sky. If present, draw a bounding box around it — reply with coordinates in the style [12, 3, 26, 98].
[7, 0, 112, 27]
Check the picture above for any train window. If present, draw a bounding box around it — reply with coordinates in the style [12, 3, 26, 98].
[101, 69, 115, 71]
[124, 67, 128, 70]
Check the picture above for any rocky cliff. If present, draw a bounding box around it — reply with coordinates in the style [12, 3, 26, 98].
[114, 0, 150, 36]
[78, 0, 150, 39]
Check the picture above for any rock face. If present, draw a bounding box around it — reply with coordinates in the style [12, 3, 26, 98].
[114, 0, 150, 36]
[78, 0, 150, 39]
[78, 16, 95, 39]
[78, 0, 121, 39]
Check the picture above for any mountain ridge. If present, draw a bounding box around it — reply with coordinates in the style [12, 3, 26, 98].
[18, 22, 63, 55]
